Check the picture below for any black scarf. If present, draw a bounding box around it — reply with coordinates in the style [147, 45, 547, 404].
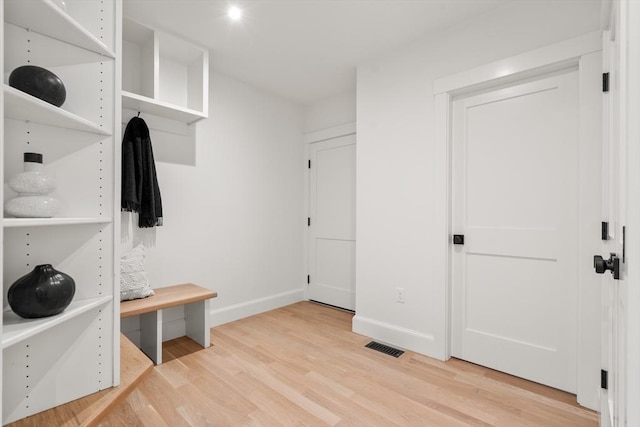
[121, 117, 163, 228]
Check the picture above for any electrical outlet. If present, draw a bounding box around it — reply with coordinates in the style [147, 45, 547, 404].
[396, 287, 405, 303]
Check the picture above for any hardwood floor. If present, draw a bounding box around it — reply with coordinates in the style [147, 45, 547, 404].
[99, 302, 598, 426]
[7, 334, 152, 427]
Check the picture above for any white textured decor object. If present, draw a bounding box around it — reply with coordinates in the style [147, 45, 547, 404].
[120, 244, 155, 301]
[5, 152, 61, 218]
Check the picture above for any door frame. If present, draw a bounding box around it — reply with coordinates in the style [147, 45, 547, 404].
[303, 123, 356, 302]
[433, 31, 603, 409]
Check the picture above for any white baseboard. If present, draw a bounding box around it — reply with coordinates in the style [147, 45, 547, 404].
[210, 289, 305, 327]
[352, 315, 444, 360]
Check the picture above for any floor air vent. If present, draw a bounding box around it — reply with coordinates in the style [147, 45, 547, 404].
[365, 341, 404, 358]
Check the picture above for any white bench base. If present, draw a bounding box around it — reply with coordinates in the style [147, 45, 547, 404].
[120, 283, 217, 365]
[138, 299, 210, 364]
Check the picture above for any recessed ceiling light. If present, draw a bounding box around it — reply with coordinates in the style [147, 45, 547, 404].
[228, 5, 243, 21]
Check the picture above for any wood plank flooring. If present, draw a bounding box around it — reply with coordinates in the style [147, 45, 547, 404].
[8, 334, 153, 427]
[99, 302, 598, 426]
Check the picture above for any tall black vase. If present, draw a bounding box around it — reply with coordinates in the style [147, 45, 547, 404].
[8, 264, 76, 319]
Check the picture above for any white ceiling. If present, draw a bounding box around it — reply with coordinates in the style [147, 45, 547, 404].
[123, 0, 511, 106]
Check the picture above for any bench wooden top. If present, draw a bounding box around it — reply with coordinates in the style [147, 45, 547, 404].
[120, 283, 217, 318]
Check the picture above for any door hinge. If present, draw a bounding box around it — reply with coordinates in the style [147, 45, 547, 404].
[603, 73, 610, 92]
[601, 369, 608, 390]
[307, 217, 311, 226]
[602, 221, 609, 240]
[308, 160, 311, 169]
[307, 275, 310, 284]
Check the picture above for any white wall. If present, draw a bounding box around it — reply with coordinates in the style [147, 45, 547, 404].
[354, 0, 601, 355]
[303, 90, 356, 134]
[122, 70, 304, 342]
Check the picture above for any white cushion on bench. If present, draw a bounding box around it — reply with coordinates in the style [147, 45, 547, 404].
[120, 244, 155, 301]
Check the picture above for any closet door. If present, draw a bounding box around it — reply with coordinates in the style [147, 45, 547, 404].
[308, 134, 356, 311]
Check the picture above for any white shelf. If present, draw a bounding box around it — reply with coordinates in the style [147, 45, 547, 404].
[4, 85, 112, 136]
[122, 90, 207, 125]
[4, 0, 115, 58]
[3, 217, 113, 228]
[2, 296, 112, 349]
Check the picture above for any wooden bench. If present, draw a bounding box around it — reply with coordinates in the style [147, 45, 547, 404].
[120, 283, 217, 365]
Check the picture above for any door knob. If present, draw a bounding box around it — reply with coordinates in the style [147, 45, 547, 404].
[593, 253, 620, 280]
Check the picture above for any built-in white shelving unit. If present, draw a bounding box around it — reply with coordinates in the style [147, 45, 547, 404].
[4, 0, 115, 58]
[0, 0, 4, 422]
[2, 296, 111, 349]
[4, 85, 111, 135]
[122, 90, 206, 124]
[122, 18, 208, 125]
[1, 0, 120, 423]
[3, 217, 113, 228]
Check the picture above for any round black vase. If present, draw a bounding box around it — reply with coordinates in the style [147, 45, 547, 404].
[9, 65, 66, 107]
[8, 264, 76, 319]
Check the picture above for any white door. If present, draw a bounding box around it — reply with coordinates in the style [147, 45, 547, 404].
[599, 19, 628, 426]
[599, 0, 640, 424]
[599, 29, 619, 427]
[308, 135, 356, 310]
[451, 70, 582, 392]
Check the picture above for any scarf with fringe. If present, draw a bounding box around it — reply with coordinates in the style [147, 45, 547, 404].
[121, 117, 163, 228]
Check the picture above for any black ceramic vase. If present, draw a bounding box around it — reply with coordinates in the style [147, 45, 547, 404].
[9, 65, 66, 107]
[8, 264, 76, 319]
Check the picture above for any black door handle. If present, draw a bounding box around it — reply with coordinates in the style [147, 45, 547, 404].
[594, 253, 620, 280]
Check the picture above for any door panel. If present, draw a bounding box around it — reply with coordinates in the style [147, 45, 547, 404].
[464, 84, 575, 230]
[316, 143, 356, 240]
[308, 135, 356, 310]
[464, 254, 559, 350]
[316, 239, 355, 285]
[452, 70, 579, 393]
